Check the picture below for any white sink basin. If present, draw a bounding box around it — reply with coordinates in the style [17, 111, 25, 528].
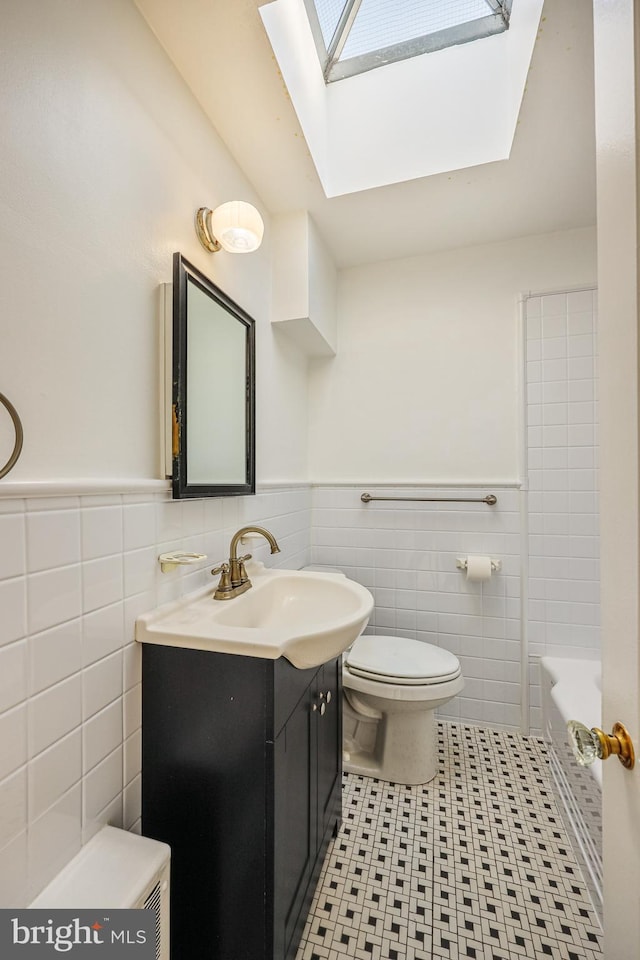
[135, 564, 373, 669]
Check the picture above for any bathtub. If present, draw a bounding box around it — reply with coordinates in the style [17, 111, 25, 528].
[539, 656, 602, 924]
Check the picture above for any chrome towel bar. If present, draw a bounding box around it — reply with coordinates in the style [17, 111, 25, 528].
[361, 492, 497, 505]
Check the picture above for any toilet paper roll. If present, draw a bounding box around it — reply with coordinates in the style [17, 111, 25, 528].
[465, 555, 492, 582]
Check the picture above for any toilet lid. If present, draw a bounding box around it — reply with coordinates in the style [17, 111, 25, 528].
[346, 635, 461, 685]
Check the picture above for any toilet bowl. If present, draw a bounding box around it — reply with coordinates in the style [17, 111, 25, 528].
[342, 634, 464, 785]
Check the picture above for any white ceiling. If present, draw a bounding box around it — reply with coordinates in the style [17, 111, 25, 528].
[135, 0, 596, 268]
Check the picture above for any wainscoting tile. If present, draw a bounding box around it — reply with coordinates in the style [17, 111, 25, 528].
[0, 484, 313, 903]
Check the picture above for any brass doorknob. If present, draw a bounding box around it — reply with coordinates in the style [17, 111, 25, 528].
[567, 720, 635, 770]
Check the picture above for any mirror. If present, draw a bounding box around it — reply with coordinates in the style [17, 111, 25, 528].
[171, 253, 255, 498]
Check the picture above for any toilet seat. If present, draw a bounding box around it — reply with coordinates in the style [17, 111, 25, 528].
[346, 635, 461, 685]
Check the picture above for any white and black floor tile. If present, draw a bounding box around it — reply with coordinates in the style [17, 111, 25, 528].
[296, 724, 602, 960]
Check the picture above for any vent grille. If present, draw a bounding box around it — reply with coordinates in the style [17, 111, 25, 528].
[143, 881, 163, 960]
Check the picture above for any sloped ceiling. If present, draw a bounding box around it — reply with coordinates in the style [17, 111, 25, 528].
[135, 0, 596, 268]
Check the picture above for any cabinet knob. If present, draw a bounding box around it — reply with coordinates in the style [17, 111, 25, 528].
[319, 691, 332, 704]
[319, 701, 326, 717]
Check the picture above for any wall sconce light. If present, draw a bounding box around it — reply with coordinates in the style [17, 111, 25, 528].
[195, 201, 264, 254]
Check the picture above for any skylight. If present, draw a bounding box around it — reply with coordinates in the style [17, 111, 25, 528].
[260, 0, 541, 197]
[304, 0, 512, 82]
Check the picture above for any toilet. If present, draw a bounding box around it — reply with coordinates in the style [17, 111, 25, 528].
[301, 566, 464, 786]
[342, 634, 464, 785]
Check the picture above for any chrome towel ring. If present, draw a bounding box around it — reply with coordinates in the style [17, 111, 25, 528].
[0, 392, 24, 479]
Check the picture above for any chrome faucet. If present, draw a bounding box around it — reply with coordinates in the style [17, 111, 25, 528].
[211, 525, 281, 600]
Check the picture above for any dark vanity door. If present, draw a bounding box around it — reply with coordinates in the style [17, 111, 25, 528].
[141, 645, 269, 960]
[272, 686, 315, 960]
[315, 658, 342, 846]
[271, 657, 343, 960]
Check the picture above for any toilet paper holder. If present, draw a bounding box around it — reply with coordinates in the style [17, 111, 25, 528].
[456, 557, 502, 573]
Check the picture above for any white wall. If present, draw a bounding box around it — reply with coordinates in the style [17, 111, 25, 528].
[308, 228, 597, 483]
[0, 0, 308, 484]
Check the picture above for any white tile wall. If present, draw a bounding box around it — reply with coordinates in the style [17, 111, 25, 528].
[0, 483, 311, 905]
[0, 706, 27, 783]
[311, 484, 521, 730]
[525, 289, 600, 732]
[0, 400, 598, 901]
[29, 675, 82, 758]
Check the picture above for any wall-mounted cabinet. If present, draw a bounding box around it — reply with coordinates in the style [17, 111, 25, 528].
[160, 254, 256, 498]
[271, 212, 338, 358]
[141, 645, 342, 960]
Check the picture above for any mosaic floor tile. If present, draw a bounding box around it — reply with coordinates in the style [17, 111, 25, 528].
[295, 723, 602, 960]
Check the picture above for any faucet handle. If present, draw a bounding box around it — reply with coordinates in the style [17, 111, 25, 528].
[211, 562, 235, 600]
[211, 562, 231, 587]
[239, 554, 252, 564]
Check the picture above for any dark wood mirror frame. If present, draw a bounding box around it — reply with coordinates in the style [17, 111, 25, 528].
[172, 253, 255, 499]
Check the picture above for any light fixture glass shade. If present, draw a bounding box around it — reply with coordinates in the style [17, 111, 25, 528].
[210, 201, 264, 253]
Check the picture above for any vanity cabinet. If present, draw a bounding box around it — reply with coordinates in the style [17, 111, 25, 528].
[141, 645, 342, 960]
